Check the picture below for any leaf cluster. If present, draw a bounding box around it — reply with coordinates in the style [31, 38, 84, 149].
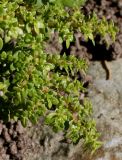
[27, 0, 86, 7]
[0, 0, 117, 153]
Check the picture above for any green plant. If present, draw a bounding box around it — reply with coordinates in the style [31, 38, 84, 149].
[28, 0, 86, 7]
[0, 0, 117, 153]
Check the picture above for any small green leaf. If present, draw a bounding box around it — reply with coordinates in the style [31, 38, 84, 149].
[21, 116, 27, 127]
[0, 37, 3, 50]
[5, 35, 11, 43]
[0, 82, 6, 90]
[26, 23, 31, 33]
[10, 63, 15, 71]
[30, 115, 38, 124]
[0, 7, 4, 16]
[1, 51, 7, 60]
[47, 98, 52, 109]
[66, 40, 70, 48]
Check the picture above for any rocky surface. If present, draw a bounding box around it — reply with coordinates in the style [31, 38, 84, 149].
[86, 59, 122, 160]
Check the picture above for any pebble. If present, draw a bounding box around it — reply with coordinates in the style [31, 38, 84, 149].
[9, 142, 18, 155]
[2, 128, 11, 143]
[15, 121, 24, 134]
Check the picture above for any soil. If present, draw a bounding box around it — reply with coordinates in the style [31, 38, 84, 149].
[83, 0, 122, 60]
[0, 0, 122, 160]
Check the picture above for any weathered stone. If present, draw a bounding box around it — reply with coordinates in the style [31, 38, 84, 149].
[9, 142, 18, 155]
[87, 59, 122, 160]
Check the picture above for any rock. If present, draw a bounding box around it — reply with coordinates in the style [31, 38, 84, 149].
[17, 137, 25, 150]
[9, 142, 18, 155]
[15, 121, 24, 134]
[118, 0, 122, 8]
[2, 128, 11, 143]
[8, 129, 13, 136]
[12, 131, 18, 139]
[0, 138, 5, 148]
[87, 59, 122, 160]
[0, 154, 10, 160]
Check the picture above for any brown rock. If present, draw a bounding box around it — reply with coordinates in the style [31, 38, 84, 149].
[12, 131, 17, 139]
[15, 121, 24, 134]
[9, 142, 18, 155]
[17, 138, 25, 150]
[8, 129, 13, 136]
[2, 128, 11, 143]
[0, 138, 5, 148]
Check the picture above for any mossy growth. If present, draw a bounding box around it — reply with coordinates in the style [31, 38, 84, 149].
[0, 0, 117, 153]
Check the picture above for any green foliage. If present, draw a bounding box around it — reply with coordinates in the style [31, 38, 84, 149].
[27, 0, 86, 7]
[0, 0, 117, 153]
[0, 37, 3, 50]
